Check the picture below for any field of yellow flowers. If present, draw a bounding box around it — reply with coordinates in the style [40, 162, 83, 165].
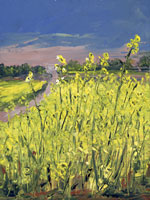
[0, 35, 150, 199]
[0, 79, 47, 111]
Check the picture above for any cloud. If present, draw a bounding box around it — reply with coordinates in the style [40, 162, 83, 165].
[134, 7, 148, 21]
[50, 33, 93, 38]
[51, 33, 75, 37]
[23, 37, 39, 44]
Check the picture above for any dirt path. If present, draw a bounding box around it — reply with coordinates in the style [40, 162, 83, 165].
[0, 65, 58, 122]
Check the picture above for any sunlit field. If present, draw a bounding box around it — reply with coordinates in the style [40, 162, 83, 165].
[0, 80, 47, 111]
[0, 35, 150, 199]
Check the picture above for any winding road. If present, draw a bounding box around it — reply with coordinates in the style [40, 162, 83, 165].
[0, 65, 58, 122]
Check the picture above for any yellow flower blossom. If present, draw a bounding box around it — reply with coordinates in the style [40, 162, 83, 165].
[62, 68, 67, 73]
[103, 52, 109, 60]
[126, 43, 132, 48]
[127, 34, 141, 55]
[131, 49, 136, 54]
[56, 55, 67, 65]
[55, 64, 59, 68]
[134, 34, 141, 42]
[89, 52, 94, 63]
[25, 71, 33, 82]
[84, 65, 88, 71]
[133, 42, 139, 48]
[103, 61, 109, 66]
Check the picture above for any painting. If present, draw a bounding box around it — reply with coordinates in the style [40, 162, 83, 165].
[0, 0, 150, 199]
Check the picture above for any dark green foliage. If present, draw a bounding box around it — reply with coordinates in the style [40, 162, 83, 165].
[0, 63, 5, 76]
[108, 58, 124, 70]
[138, 55, 150, 71]
[66, 60, 83, 71]
[32, 65, 46, 74]
[125, 58, 134, 70]
[65, 59, 101, 72]
[60, 58, 129, 72]
[0, 63, 46, 78]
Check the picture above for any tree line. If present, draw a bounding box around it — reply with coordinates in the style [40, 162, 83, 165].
[64, 55, 150, 72]
[0, 63, 46, 78]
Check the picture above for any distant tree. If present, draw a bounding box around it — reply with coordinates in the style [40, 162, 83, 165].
[109, 58, 124, 70]
[124, 58, 134, 70]
[0, 63, 46, 78]
[66, 60, 82, 71]
[138, 55, 150, 71]
[32, 65, 46, 74]
[21, 63, 32, 74]
[4, 66, 14, 76]
[13, 65, 20, 76]
[0, 63, 5, 77]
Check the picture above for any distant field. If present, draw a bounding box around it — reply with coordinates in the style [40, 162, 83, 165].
[0, 80, 47, 111]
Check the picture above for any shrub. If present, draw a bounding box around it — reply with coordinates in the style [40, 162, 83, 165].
[138, 55, 150, 71]
[108, 58, 124, 70]
[66, 59, 82, 71]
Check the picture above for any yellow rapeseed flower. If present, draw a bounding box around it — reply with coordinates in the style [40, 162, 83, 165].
[56, 55, 67, 65]
[55, 64, 59, 68]
[130, 39, 134, 44]
[103, 61, 109, 66]
[25, 71, 33, 82]
[89, 52, 94, 63]
[131, 49, 136, 54]
[100, 58, 105, 65]
[128, 34, 141, 55]
[133, 42, 139, 48]
[103, 52, 109, 60]
[28, 71, 33, 79]
[134, 34, 141, 42]
[62, 68, 67, 73]
[126, 43, 132, 48]
[134, 47, 139, 53]
[84, 65, 88, 71]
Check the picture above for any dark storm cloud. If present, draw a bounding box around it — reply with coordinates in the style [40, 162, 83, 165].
[0, 0, 150, 50]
